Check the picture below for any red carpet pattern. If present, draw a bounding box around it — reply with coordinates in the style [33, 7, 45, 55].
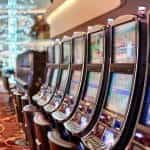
[0, 94, 31, 150]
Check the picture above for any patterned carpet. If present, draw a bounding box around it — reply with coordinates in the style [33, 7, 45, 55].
[0, 93, 31, 150]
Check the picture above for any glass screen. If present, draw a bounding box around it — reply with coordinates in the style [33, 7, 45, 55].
[114, 21, 137, 63]
[105, 73, 133, 115]
[45, 68, 52, 86]
[63, 41, 71, 64]
[84, 72, 101, 102]
[54, 44, 60, 64]
[90, 31, 104, 63]
[101, 129, 116, 149]
[140, 80, 150, 126]
[59, 70, 68, 90]
[48, 46, 54, 63]
[51, 69, 58, 87]
[69, 71, 82, 96]
[74, 37, 85, 64]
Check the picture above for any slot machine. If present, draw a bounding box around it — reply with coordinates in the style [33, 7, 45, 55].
[32, 41, 54, 103]
[43, 36, 72, 114]
[51, 32, 86, 124]
[127, 10, 150, 150]
[63, 25, 109, 137]
[36, 39, 62, 107]
[82, 13, 147, 150]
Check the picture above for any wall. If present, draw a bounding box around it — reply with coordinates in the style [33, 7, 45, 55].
[46, 0, 122, 37]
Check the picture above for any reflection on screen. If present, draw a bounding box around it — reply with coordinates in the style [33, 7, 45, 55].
[106, 73, 133, 115]
[114, 21, 137, 63]
[45, 68, 52, 86]
[63, 41, 71, 64]
[140, 83, 150, 126]
[54, 45, 60, 64]
[84, 72, 101, 102]
[48, 46, 54, 63]
[74, 37, 85, 64]
[59, 70, 68, 90]
[69, 71, 81, 96]
[90, 31, 104, 63]
[101, 129, 115, 149]
[51, 69, 58, 87]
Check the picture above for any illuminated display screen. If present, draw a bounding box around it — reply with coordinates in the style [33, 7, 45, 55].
[84, 72, 101, 102]
[113, 21, 137, 63]
[74, 37, 85, 64]
[48, 46, 54, 63]
[140, 81, 150, 126]
[101, 129, 116, 149]
[59, 70, 68, 90]
[51, 69, 58, 87]
[106, 73, 133, 115]
[54, 44, 60, 64]
[69, 71, 82, 96]
[63, 41, 71, 64]
[89, 31, 104, 63]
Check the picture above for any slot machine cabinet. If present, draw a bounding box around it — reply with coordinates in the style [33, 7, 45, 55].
[36, 39, 62, 107]
[63, 25, 109, 137]
[127, 10, 150, 150]
[32, 41, 54, 104]
[32, 39, 62, 150]
[51, 32, 87, 124]
[43, 36, 72, 115]
[15, 50, 46, 102]
[82, 14, 147, 150]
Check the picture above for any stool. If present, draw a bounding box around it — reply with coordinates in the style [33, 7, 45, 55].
[23, 104, 39, 150]
[33, 112, 50, 150]
[13, 91, 24, 123]
[47, 130, 77, 150]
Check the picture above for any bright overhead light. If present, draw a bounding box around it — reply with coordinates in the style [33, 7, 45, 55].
[46, 0, 76, 23]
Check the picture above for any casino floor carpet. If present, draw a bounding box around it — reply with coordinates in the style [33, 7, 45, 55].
[0, 93, 30, 150]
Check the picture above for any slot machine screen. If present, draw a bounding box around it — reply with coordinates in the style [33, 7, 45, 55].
[74, 37, 85, 64]
[101, 129, 116, 148]
[113, 21, 137, 63]
[105, 73, 133, 115]
[59, 70, 68, 90]
[84, 72, 101, 102]
[89, 31, 104, 63]
[69, 71, 81, 96]
[48, 46, 54, 63]
[51, 69, 59, 87]
[140, 81, 150, 126]
[54, 44, 60, 64]
[63, 41, 71, 64]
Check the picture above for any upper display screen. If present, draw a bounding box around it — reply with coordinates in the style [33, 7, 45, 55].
[54, 44, 60, 64]
[74, 37, 85, 64]
[59, 70, 68, 91]
[69, 71, 81, 96]
[63, 41, 71, 64]
[113, 21, 137, 63]
[89, 31, 104, 63]
[140, 80, 150, 126]
[106, 73, 133, 116]
[51, 69, 58, 87]
[84, 72, 101, 103]
[48, 46, 54, 63]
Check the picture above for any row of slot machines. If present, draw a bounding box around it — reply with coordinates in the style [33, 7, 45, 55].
[31, 9, 149, 150]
